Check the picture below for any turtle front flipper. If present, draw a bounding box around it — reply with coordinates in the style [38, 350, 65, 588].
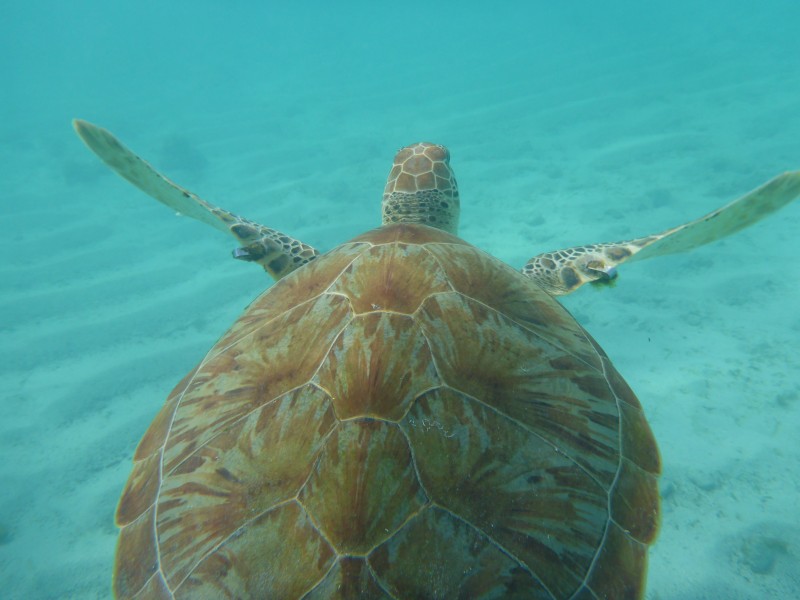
[72, 119, 319, 280]
[523, 171, 800, 295]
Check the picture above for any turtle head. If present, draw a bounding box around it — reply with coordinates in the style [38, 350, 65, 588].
[382, 142, 460, 235]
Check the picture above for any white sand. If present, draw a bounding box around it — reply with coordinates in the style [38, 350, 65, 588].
[1, 4, 799, 598]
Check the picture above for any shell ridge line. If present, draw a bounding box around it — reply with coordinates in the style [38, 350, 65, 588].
[154, 446, 171, 599]
[290, 509, 344, 600]
[409, 298, 446, 380]
[438, 383, 607, 493]
[458, 289, 606, 376]
[132, 572, 173, 600]
[421, 240, 605, 374]
[306, 425, 432, 557]
[568, 584, 601, 600]
[393, 383, 443, 425]
[396, 308, 454, 499]
[411, 284, 604, 378]
[608, 513, 649, 548]
[422, 240, 473, 250]
[163, 375, 339, 478]
[292, 425, 343, 553]
[171, 497, 300, 594]
[385, 307, 444, 425]
[162, 306, 353, 478]
[395, 422, 434, 510]
[151, 347, 216, 593]
[305, 312, 356, 417]
[436, 503, 557, 600]
[363, 494, 429, 556]
[578, 348, 625, 589]
[419, 243, 458, 294]
[309, 380, 335, 402]
[365, 558, 401, 600]
[293, 420, 340, 507]
[203, 291, 334, 361]
[409, 289, 459, 316]
[297, 557, 339, 600]
[320, 243, 374, 296]
[294, 420, 341, 500]
[355, 306, 429, 318]
[203, 241, 366, 359]
[578, 518, 612, 594]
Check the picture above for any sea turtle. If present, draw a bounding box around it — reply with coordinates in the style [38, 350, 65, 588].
[74, 119, 800, 600]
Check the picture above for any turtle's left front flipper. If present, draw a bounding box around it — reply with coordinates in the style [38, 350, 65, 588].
[523, 171, 800, 295]
[73, 119, 319, 280]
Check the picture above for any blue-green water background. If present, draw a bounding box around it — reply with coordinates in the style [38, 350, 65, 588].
[1, 2, 799, 598]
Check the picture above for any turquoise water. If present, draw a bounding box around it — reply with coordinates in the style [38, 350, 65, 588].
[1, 2, 799, 598]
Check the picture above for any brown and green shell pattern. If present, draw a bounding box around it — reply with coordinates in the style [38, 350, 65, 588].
[115, 224, 660, 600]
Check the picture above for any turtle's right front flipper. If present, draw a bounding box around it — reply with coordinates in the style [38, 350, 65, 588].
[523, 170, 800, 295]
[72, 119, 319, 280]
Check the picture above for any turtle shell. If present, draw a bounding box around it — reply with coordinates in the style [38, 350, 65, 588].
[113, 223, 660, 600]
